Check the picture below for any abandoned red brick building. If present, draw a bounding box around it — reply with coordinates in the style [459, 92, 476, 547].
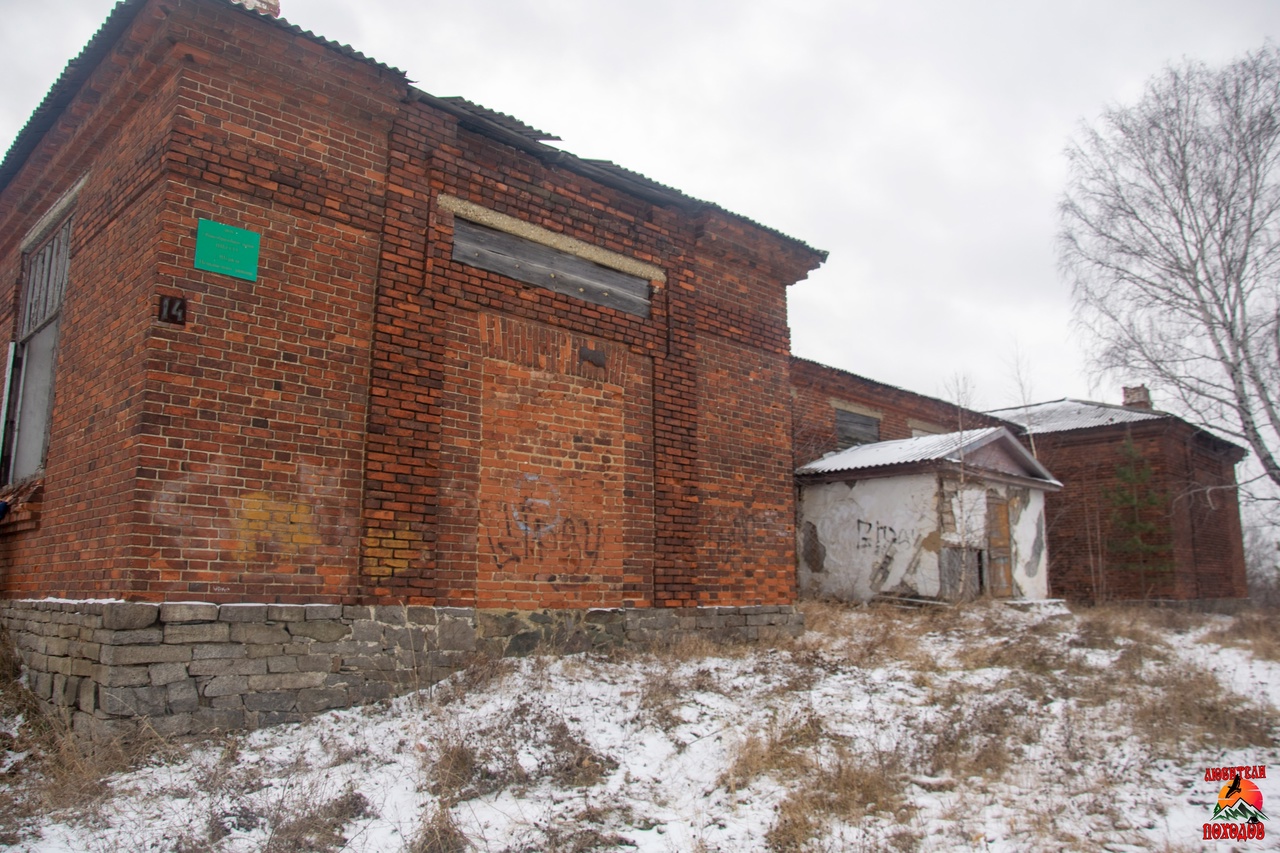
[992, 394, 1247, 602]
[0, 0, 825, 730]
[790, 357, 1008, 468]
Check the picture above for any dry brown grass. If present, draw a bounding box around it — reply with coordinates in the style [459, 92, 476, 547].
[410, 804, 470, 853]
[720, 708, 825, 793]
[765, 744, 911, 852]
[920, 685, 1024, 780]
[818, 601, 953, 670]
[0, 661, 184, 845]
[1127, 668, 1277, 750]
[259, 783, 373, 853]
[1202, 609, 1280, 661]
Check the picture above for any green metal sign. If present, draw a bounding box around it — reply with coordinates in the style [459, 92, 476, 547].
[194, 219, 260, 282]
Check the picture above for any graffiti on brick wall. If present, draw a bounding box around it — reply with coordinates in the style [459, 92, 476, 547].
[149, 457, 351, 576]
[484, 474, 603, 571]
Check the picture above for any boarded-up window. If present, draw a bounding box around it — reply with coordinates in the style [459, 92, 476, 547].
[452, 220, 651, 317]
[835, 409, 880, 448]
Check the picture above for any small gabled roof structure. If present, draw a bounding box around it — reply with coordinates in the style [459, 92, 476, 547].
[990, 398, 1245, 460]
[796, 427, 1060, 489]
[989, 398, 1167, 435]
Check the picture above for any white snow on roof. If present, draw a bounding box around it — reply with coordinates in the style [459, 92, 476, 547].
[988, 398, 1166, 435]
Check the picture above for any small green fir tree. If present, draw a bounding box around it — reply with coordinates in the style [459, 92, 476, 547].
[1105, 436, 1173, 596]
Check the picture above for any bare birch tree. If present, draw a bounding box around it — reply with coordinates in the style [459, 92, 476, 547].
[1060, 45, 1280, 497]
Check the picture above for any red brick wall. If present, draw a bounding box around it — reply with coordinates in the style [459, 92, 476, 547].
[0, 0, 822, 608]
[474, 313, 652, 609]
[0, 3, 182, 597]
[1030, 422, 1246, 601]
[790, 357, 1007, 468]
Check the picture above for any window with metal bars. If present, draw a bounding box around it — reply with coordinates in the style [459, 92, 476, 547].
[2, 216, 72, 483]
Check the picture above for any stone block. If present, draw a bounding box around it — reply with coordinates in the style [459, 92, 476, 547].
[246, 644, 284, 659]
[248, 671, 325, 691]
[351, 620, 384, 643]
[230, 623, 291, 644]
[437, 617, 477, 652]
[149, 662, 189, 686]
[244, 691, 297, 712]
[165, 622, 230, 644]
[192, 643, 248, 660]
[255, 711, 302, 728]
[211, 695, 244, 710]
[45, 637, 70, 657]
[148, 713, 193, 737]
[93, 664, 151, 688]
[266, 605, 306, 622]
[297, 688, 348, 714]
[167, 680, 199, 714]
[99, 644, 191, 667]
[78, 677, 96, 713]
[405, 606, 437, 626]
[202, 675, 248, 698]
[160, 602, 219, 623]
[188, 658, 267, 677]
[296, 655, 335, 673]
[374, 606, 406, 626]
[352, 681, 393, 702]
[98, 685, 167, 717]
[47, 656, 72, 676]
[288, 620, 349, 642]
[94, 628, 163, 646]
[267, 656, 299, 673]
[192, 708, 244, 732]
[218, 604, 268, 622]
[69, 640, 103, 661]
[304, 604, 344, 621]
[102, 602, 159, 631]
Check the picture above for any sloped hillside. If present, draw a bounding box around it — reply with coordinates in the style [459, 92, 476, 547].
[0, 600, 1275, 852]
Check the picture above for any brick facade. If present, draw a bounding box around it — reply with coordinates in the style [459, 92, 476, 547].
[0, 0, 825, 615]
[789, 357, 1008, 468]
[1029, 422, 1247, 602]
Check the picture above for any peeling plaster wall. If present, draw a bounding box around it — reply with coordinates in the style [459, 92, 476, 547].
[1009, 488, 1048, 599]
[798, 474, 940, 601]
[798, 474, 1051, 602]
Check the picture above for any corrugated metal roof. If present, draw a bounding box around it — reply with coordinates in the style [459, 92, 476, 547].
[436, 97, 560, 143]
[0, 0, 405, 196]
[988, 399, 1168, 435]
[797, 426, 1060, 485]
[2, 0, 827, 265]
[798, 428, 1004, 475]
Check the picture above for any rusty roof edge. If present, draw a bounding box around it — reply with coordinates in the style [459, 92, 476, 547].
[412, 88, 827, 263]
[0, 0, 408, 198]
[0, 0, 144, 196]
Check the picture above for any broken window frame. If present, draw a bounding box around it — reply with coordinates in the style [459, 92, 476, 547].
[834, 407, 880, 448]
[1, 214, 74, 484]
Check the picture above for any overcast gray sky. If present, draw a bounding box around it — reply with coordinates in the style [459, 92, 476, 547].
[4, 0, 1280, 411]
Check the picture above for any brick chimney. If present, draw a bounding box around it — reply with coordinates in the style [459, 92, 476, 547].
[1122, 385, 1152, 410]
[233, 0, 281, 16]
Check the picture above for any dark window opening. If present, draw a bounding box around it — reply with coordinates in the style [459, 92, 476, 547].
[835, 408, 880, 448]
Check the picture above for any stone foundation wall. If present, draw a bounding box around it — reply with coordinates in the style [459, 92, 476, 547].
[0, 600, 802, 737]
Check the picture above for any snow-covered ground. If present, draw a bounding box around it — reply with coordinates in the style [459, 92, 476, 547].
[0, 600, 1276, 852]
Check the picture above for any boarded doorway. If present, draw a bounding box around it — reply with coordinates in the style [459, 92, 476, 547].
[986, 492, 1014, 597]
